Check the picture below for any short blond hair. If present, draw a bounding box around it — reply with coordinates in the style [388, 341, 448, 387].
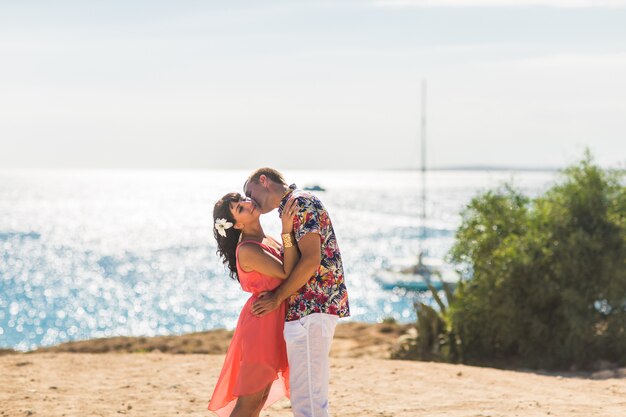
[246, 167, 287, 186]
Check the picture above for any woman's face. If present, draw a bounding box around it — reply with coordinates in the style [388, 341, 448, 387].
[229, 196, 260, 226]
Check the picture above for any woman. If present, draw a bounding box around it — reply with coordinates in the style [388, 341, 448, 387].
[208, 192, 299, 417]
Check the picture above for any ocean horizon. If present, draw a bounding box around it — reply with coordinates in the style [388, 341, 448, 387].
[0, 169, 557, 351]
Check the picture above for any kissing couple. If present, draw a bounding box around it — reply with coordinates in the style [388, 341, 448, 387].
[208, 167, 350, 417]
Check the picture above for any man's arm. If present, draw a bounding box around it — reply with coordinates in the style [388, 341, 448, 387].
[251, 233, 321, 317]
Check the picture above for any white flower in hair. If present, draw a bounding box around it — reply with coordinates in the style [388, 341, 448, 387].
[215, 218, 234, 237]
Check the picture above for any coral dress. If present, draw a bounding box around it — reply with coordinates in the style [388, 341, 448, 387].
[208, 240, 290, 416]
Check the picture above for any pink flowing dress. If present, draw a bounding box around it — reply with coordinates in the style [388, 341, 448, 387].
[208, 240, 290, 416]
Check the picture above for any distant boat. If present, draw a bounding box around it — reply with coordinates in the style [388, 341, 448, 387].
[376, 254, 459, 292]
[375, 80, 459, 292]
[303, 184, 326, 192]
[377, 276, 453, 292]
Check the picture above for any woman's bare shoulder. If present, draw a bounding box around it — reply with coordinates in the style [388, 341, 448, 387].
[237, 241, 263, 257]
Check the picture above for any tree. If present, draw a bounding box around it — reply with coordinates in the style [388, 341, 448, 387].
[449, 152, 626, 369]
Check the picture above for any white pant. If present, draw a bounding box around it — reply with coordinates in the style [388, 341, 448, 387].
[283, 313, 338, 417]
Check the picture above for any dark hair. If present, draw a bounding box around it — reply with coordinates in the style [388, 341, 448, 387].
[246, 167, 287, 187]
[213, 192, 243, 281]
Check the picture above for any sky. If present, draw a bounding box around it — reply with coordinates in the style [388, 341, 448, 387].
[1, 0, 625, 170]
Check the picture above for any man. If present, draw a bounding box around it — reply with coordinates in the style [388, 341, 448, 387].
[244, 167, 350, 417]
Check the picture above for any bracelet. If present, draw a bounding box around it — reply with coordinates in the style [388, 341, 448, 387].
[281, 233, 294, 248]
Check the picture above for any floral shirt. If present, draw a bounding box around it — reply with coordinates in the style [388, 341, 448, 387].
[279, 184, 350, 322]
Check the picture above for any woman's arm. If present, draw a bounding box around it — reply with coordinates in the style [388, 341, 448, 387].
[237, 198, 300, 279]
[279, 197, 300, 277]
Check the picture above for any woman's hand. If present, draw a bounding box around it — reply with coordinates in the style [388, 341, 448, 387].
[281, 197, 298, 234]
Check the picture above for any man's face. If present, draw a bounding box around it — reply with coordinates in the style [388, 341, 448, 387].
[244, 180, 272, 214]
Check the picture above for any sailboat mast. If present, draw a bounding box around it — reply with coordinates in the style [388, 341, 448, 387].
[420, 79, 427, 244]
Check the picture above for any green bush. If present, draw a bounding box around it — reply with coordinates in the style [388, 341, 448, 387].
[449, 152, 626, 369]
[392, 279, 460, 362]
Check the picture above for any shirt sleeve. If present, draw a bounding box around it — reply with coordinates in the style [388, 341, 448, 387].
[293, 196, 321, 242]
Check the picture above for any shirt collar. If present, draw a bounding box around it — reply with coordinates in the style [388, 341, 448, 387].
[278, 183, 297, 214]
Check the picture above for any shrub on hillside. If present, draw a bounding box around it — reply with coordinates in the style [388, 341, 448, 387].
[449, 153, 626, 369]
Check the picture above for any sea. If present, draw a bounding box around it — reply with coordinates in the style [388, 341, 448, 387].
[0, 169, 557, 351]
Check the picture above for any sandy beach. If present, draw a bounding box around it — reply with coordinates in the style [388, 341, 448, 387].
[2, 322, 626, 417]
